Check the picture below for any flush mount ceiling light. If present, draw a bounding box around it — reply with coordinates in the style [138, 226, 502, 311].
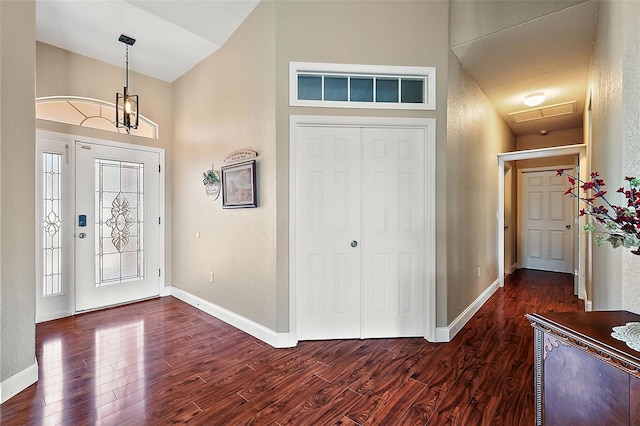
[524, 92, 546, 107]
[116, 34, 139, 133]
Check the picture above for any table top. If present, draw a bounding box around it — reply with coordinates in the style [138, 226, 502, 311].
[526, 310, 640, 371]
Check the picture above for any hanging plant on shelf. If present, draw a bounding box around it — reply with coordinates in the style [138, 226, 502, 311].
[202, 166, 221, 200]
[558, 169, 640, 255]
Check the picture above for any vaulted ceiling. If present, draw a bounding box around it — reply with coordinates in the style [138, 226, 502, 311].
[36, 0, 259, 83]
[36, 0, 598, 136]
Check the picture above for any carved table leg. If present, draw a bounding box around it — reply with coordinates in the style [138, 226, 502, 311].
[533, 329, 544, 426]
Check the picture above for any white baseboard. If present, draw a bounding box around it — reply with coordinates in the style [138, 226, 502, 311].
[0, 360, 38, 404]
[434, 278, 501, 342]
[36, 310, 72, 324]
[585, 300, 593, 311]
[167, 286, 296, 349]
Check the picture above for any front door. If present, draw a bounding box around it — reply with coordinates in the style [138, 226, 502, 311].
[75, 140, 162, 311]
[520, 168, 574, 273]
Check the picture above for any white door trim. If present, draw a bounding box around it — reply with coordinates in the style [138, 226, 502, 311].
[35, 130, 166, 319]
[289, 115, 437, 343]
[497, 144, 587, 299]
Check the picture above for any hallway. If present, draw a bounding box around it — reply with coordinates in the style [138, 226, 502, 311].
[0, 269, 581, 424]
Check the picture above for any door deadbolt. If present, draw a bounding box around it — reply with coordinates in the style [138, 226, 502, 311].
[351, 240, 358, 248]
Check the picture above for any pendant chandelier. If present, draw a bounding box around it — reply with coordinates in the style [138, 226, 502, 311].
[116, 34, 139, 133]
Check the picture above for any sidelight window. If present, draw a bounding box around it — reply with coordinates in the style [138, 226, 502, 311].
[42, 152, 64, 296]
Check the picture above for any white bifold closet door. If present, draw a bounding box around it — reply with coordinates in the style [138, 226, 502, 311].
[295, 125, 425, 340]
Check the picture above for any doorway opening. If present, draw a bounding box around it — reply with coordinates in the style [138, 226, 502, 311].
[497, 144, 587, 300]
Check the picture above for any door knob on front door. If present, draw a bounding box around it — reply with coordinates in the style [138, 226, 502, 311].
[351, 240, 358, 248]
[78, 232, 87, 239]
[566, 225, 571, 230]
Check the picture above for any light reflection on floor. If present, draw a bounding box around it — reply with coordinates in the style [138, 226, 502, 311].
[94, 321, 146, 420]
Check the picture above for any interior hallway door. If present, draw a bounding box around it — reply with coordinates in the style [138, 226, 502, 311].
[519, 168, 574, 273]
[75, 141, 162, 311]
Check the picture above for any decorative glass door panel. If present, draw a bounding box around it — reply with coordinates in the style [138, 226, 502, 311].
[36, 136, 73, 323]
[43, 152, 64, 295]
[96, 159, 145, 286]
[76, 141, 161, 312]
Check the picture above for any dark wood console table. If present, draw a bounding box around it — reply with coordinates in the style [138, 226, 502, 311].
[526, 311, 640, 425]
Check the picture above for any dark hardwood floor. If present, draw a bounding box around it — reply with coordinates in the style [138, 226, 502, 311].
[0, 269, 582, 425]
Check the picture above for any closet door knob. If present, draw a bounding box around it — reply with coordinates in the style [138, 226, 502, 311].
[350, 240, 358, 248]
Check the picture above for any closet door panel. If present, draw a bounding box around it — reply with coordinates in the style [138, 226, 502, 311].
[362, 127, 425, 338]
[295, 126, 362, 340]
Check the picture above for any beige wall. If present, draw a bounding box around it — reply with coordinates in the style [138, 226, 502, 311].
[589, 0, 640, 313]
[35, 42, 174, 284]
[172, 2, 278, 329]
[0, 0, 36, 384]
[515, 127, 582, 170]
[446, 51, 516, 323]
[172, 0, 451, 331]
[274, 0, 450, 329]
[504, 162, 517, 274]
[516, 127, 583, 151]
[620, 0, 640, 312]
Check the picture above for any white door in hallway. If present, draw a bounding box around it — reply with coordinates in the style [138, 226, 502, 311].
[520, 169, 574, 273]
[294, 124, 425, 340]
[75, 141, 162, 311]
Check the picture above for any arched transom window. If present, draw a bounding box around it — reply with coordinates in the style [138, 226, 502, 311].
[36, 96, 158, 139]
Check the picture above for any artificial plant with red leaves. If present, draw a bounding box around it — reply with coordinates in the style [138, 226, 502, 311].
[557, 169, 640, 255]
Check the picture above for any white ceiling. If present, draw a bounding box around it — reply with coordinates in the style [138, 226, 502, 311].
[36, 1, 598, 136]
[452, 1, 598, 135]
[36, 0, 260, 83]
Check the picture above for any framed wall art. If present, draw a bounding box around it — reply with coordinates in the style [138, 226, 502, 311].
[221, 159, 257, 208]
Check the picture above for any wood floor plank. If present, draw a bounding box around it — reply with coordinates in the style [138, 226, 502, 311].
[0, 269, 581, 425]
[360, 379, 427, 425]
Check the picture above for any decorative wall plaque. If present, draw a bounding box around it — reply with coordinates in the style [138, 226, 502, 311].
[224, 149, 258, 163]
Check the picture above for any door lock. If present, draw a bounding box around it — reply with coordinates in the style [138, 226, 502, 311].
[565, 225, 571, 230]
[350, 240, 358, 248]
[78, 232, 87, 239]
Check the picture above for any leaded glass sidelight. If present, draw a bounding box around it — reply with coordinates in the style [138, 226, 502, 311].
[43, 152, 63, 296]
[95, 159, 144, 286]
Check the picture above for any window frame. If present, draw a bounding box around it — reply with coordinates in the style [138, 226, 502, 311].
[289, 62, 436, 110]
